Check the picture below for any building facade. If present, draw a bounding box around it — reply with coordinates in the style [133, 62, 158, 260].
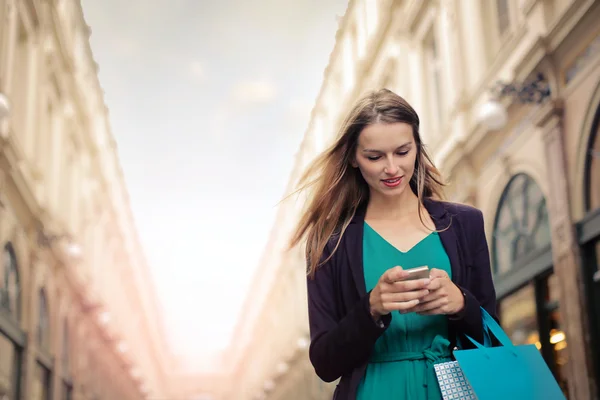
[0, 0, 175, 399]
[225, 0, 600, 399]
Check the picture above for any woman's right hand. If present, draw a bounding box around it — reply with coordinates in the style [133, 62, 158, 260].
[368, 266, 431, 320]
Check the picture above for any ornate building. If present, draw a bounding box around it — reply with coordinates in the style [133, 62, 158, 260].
[0, 0, 174, 398]
[224, 0, 600, 399]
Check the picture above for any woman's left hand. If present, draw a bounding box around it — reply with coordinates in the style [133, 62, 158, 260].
[409, 268, 465, 316]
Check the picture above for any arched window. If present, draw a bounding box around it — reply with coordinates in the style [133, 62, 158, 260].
[492, 173, 552, 274]
[585, 111, 599, 211]
[1, 243, 21, 321]
[37, 289, 50, 350]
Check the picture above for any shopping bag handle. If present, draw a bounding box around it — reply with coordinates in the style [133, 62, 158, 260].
[463, 307, 514, 350]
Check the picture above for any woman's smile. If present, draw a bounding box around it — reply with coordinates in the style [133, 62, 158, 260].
[381, 176, 403, 188]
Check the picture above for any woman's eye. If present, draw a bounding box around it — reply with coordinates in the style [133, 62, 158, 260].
[367, 156, 381, 161]
[397, 151, 409, 156]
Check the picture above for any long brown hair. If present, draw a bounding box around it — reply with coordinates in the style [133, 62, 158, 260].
[289, 89, 446, 278]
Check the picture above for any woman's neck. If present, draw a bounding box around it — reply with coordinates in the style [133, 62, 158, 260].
[366, 189, 420, 221]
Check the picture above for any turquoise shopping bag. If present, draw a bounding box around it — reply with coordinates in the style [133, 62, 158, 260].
[453, 308, 566, 400]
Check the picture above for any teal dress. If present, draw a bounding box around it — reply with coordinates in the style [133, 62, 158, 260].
[356, 223, 453, 400]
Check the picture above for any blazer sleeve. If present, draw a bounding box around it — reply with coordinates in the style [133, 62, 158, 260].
[450, 208, 498, 344]
[307, 241, 391, 382]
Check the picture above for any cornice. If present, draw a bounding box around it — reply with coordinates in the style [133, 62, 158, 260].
[0, 132, 42, 232]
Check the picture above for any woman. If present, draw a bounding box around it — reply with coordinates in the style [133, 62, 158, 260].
[289, 89, 497, 399]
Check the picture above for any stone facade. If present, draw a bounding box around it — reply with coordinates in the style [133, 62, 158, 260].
[0, 0, 174, 399]
[222, 0, 600, 399]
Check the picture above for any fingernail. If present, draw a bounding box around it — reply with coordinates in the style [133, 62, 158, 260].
[423, 279, 431, 285]
[414, 299, 420, 304]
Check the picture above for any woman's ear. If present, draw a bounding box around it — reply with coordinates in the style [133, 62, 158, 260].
[351, 158, 358, 168]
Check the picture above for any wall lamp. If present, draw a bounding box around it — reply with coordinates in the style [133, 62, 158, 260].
[478, 73, 552, 131]
[37, 229, 82, 259]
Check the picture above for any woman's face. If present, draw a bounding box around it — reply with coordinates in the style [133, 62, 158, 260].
[354, 122, 417, 199]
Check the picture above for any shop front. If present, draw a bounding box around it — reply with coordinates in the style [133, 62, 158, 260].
[492, 173, 569, 396]
[0, 243, 24, 400]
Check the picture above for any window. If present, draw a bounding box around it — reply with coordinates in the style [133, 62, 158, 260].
[37, 289, 50, 350]
[495, 0, 511, 37]
[1, 244, 20, 320]
[9, 21, 32, 146]
[423, 27, 443, 136]
[493, 174, 569, 396]
[482, 0, 513, 63]
[492, 174, 551, 275]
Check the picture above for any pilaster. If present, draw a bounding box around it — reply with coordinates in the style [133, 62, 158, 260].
[539, 101, 596, 399]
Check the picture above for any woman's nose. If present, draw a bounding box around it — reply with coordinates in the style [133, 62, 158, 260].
[384, 159, 399, 175]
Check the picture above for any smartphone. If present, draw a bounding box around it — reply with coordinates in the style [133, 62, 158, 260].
[402, 266, 430, 281]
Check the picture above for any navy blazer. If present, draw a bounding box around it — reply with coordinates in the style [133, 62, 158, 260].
[306, 198, 497, 399]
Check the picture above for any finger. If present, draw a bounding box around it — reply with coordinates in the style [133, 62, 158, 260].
[382, 289, 429, 303]
[418, 289, 444, 303]
[383, 299, 421, 312]
[424, 278, 443, 291]
[391, 278, 431, 292]
[412, 298, 448, 313]
[429, 268, 449, 279]
[383, 266, 408, 283]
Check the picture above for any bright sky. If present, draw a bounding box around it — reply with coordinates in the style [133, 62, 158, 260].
[80, 0, 348, 367]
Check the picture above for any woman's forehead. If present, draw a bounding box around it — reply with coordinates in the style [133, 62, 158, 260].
[357, 122, 413, 148]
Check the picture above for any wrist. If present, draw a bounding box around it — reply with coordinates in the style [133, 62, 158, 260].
[449, 287, 467, 319]
[370, 307, 382, 321]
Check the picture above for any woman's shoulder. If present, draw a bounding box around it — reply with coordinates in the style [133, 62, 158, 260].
[439, 200, 484, 220]
[429, 199, 485, 231]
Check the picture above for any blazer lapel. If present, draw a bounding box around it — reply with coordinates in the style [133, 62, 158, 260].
[425, 199, 463, 285]
[346, 210, 368, 297]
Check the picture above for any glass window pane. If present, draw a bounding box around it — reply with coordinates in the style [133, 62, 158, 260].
[2, 244, 20, 320]
[493, 174, 551, 273]
[500, 284, 539, 347]
[0, 335, 17, 399]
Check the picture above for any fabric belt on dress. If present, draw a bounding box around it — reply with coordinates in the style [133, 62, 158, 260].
[369, 346, 452, 400]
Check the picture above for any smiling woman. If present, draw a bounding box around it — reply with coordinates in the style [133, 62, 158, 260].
[289, 89, 498, 400]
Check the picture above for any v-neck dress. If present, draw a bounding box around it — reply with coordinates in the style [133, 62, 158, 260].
[356, 222, 453, 400]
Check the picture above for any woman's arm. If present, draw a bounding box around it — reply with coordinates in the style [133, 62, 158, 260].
[307, 242, 391, 382]
[449, 208, 498, 344]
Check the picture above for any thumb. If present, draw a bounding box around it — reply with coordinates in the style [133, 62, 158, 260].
[429, 268, 448, 279]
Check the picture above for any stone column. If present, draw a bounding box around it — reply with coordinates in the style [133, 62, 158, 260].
[0, 0, 18, 92]
[539, 102, 596, 399]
